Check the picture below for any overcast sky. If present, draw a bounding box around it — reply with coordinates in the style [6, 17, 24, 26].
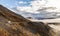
[0, 0, 60, 18]
[0, 0, 60, 13]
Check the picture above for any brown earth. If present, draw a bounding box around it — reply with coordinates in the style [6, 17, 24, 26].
[0, 5, 52, 36]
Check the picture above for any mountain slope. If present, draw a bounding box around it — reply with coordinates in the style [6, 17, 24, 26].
[0, 5, 52, 36]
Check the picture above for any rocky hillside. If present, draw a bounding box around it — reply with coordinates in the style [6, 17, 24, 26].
[0, 5, 52, 36]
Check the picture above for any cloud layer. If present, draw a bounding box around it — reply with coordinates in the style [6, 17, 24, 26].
[17, 0, 46, 13]
[16, 0, 60, 13]
[10, 0, 60, 19]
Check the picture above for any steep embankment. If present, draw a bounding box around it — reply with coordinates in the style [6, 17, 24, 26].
[0, 5, 52, 36]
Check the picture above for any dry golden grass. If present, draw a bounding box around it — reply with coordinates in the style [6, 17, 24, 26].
[0, 22, 53, 36]
[0, 5, 54, 36]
